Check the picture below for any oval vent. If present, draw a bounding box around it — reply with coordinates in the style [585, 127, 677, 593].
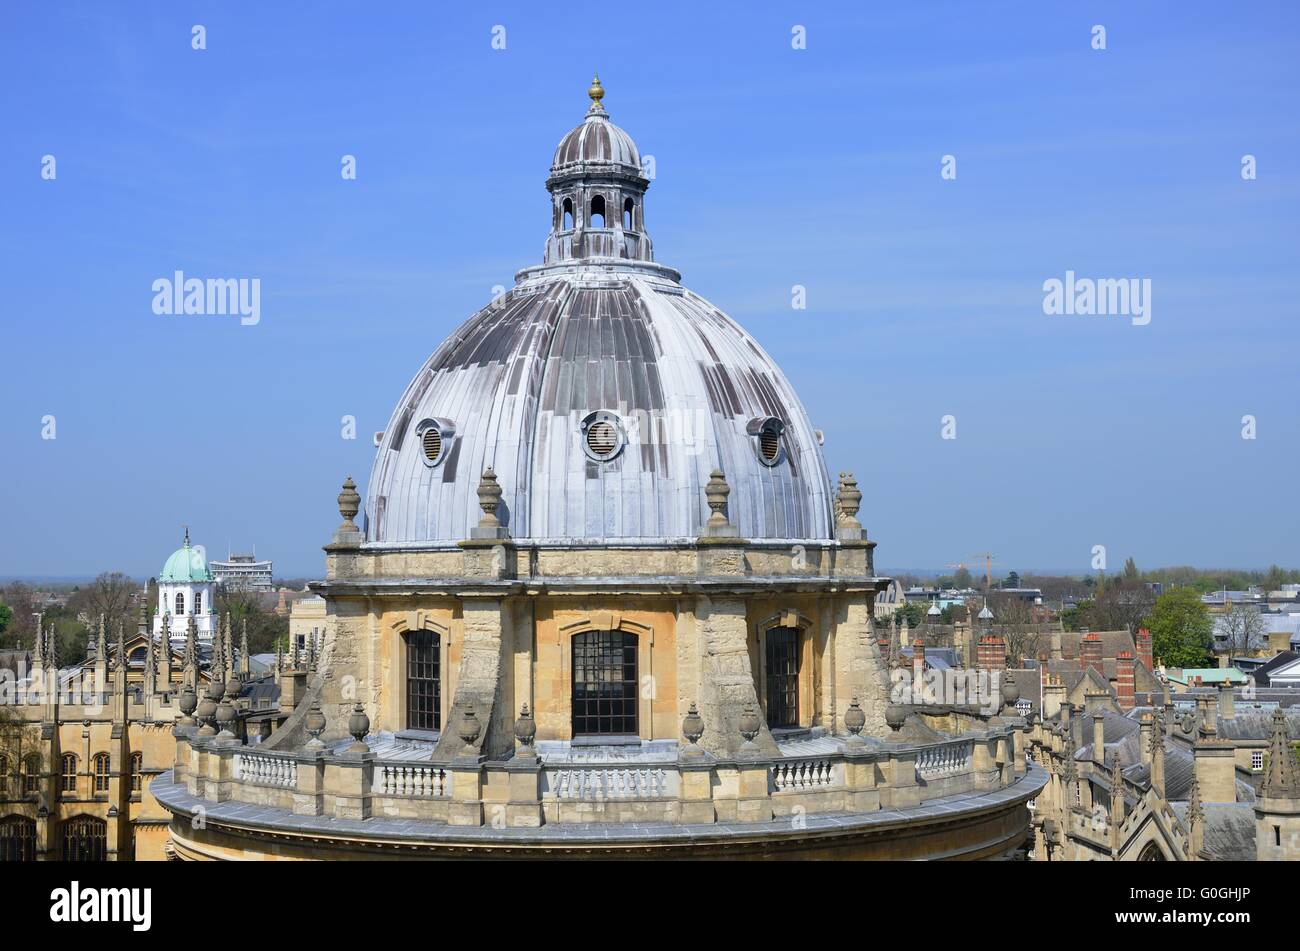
[747, 416, 785, 467]
[422, 427, 442, 463]
[414, 418, 456, 468]
[581, 411, 625, 462]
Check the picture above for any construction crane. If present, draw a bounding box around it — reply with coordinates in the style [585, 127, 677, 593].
[970, 552, 997, 589]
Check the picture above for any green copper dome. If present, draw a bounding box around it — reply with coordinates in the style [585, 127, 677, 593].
[160, 529, 213, 582]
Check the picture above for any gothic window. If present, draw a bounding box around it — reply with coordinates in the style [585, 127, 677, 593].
[590, 194, 606, 228]
[562, 197, 574, 230]
[1138, 842, 1166, 861]
[130, 752, 143, 792]
[623, 196, 634, 229]
[93, 754, 110, 794]
[405, 630, 441, 732]
[765, 627, 800, 728]
[60, 754, 77, 795]
[0, 816, 36, 862]
[175, 591, 185, 615]
[571, 630, 638, 736]
[62, 816, 107, 862]
[22, 755, 40, 795]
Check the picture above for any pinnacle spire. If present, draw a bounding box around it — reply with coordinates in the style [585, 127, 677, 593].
[1261, 708, 1300, 799]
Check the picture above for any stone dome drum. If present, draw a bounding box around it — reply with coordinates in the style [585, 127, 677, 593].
[364, 81, 835, 546]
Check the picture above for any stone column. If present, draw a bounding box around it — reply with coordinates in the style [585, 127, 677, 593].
[294, 750, 325, 816]
[692, 595, 778, 758]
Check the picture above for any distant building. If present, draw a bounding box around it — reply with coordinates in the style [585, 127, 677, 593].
[210, 552, 273, 591]
[153, 529, 217, 646]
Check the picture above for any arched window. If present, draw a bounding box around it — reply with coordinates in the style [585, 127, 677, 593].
[60, 753, 77, 795]
[0, 755, 7, 796]
[589, 194, 606, 228]
[93, 753, 111, 794]
[405, 630, 441, 732]
[572, 630, 638, 736]
[764, 627, 800, 728]
[175, 591, 185, 615]
[62, 816, 107, 862]
[194, 591, 202, 615]
[562, 197, 574, 230]
[130, 752, 143, 793]
[623, 196, 634, 229]
[22, 755, 40, 795]
[0, 816, 36, 862]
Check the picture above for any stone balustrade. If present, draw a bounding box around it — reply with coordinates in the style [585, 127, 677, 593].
[771, 758, 839, 792]
[375, 763, 447, 798]
[169, 716, 1027, 832]
[235, 751, 298, 789]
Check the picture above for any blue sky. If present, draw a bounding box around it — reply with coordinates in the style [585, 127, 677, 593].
[1, 1, 1297, 579]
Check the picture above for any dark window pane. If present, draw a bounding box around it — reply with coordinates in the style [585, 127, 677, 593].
[572, 630, 638, 736]
[406, 630, 441, 731]
[765, 627, 800, 728]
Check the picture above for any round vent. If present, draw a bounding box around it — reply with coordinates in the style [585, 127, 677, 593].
[586, 421, 618, 457]
[581, 411, 625, 462]
[748, 416, 785, 467]
[422, 427, 442, 464]
[414, 418, 456, 468]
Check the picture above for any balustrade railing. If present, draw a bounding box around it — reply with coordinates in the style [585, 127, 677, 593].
[915, 739, 973, 779]
[550, 767, 669, 800]
[771, 758, 839, 791]
[375, 763, 447, 798]
[235, 751, 297, 788]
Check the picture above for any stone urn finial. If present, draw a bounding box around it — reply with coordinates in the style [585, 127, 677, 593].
[1000, 675, 1021, 712]
[477, 467, 503, 528]
[704, 469, 730, 529]
[682, 703, 705, 754]
[845, 696, 866, 737]
[215, 686, 237, 739]
[457, 705, 482, 749]
[884, 703, 907, 732]
[836, 472, 862, 529]
[304, 700, 327, 750]
[347, 702, 371, 753]
[738, 704, 761, 745]
[514, 703, 536, 752]
[178, 681, 198, 726]
[337, 476, 361, 531]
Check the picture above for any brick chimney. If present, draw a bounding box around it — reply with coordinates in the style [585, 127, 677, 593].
[1116, 650, 1135, 711]
[1135, 627, 1153, 671]
[1081, 632, 1104, 680]
[911, 637, 926, 689]
[977, 634, 1006, 671]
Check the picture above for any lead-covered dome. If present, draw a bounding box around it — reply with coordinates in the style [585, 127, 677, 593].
[552, 76, 641, 171]
[363, 82, 835, 546]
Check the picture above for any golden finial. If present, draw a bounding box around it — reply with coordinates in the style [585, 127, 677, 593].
[588, 73, 604, 105]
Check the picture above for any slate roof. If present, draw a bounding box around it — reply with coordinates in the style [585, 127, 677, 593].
[1169, 801, 1258, 861]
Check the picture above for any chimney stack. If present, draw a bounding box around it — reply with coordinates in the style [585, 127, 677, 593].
[977, 634, 1006, 671]
[1081, 632, 1104, 680]
[1116, 650, 1135, 711]
[1135, 627, 1153, 671]
[911, 637, 926, 692]
[1218, 680, 1235, 720]
[1093, 712, 1106, 767]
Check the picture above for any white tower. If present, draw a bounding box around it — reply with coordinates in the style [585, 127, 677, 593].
[154, 528, 217, 647]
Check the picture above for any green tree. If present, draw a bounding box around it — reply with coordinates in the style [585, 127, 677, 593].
[1123, 557, 1139, 581]
[0, 602, 12, 639]
[1142, 588, 1212, 669]
[953, 567, 973, 589]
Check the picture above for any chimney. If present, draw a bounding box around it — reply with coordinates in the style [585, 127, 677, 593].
[1116, 650, 1135, 712]
[977, 634, 1006, 671]
[911, 637, 926, 690]
[1135, 627, 1153, 671]
[1050, 630, 1063, 663]
[1042, 674, 1066, 720]
[1218, 680, 1235, 720]
[1093, 712, 1106, 767]
[1139, 712, 1153, 766]
[1081, 632, 1104, 679]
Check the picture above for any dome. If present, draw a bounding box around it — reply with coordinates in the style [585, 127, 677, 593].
[160, 530, 213, 582]
[363, 82, 835, 546]
[551, 78, 641, 172]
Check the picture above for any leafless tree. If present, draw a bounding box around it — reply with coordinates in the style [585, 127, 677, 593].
[69, 572, 138, 636]
[1216, 604, 1267, 655]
